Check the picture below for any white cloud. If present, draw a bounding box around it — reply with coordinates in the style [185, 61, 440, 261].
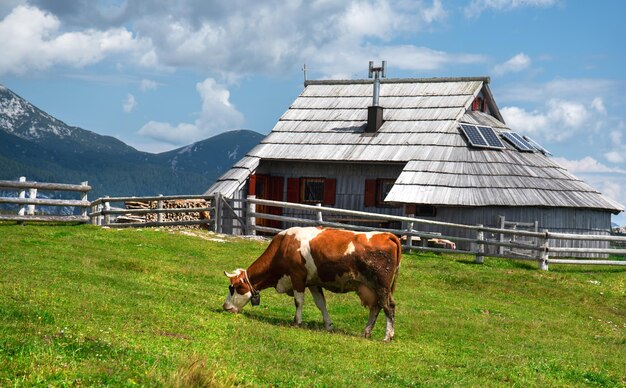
[604, 129, 626, 163]
[123, 94, 136, 112]
[499, 78, 618, 104]
[124, 0, 466, 79]
[553, 156, 626, 174]
[422, 0, 447, 23]
[605, 151, 624, 164]
[138, 77, 244, 145]
[138, 121, 198, 145]
[465, 0, 559, 18]
[0, 2, 483, 80]
[139, 79, 158, 91]
[591, 97, 606, 115]
[501, 98, 592, 141]
[500, 105, 548, 134]
[0, 5, 141, 75]
[493, 53, 531, 75]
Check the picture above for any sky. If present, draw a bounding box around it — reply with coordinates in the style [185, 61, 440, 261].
[1, 0, 625, 225]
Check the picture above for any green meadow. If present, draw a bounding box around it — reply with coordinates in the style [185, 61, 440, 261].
[0, 223, 624, 386]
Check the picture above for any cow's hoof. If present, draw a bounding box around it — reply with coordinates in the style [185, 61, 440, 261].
[383, 336, 394, 342]
[324, 324, 333, 331]
[362, 331, 372, 339]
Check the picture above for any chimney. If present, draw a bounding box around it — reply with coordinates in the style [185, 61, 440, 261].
[366, 60, 386, 133]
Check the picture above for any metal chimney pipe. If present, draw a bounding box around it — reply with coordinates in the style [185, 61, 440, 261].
[366, 60, 387, 133]
[373, 76, 380, 106]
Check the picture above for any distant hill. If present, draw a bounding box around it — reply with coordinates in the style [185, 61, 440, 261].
[0, 84, 263, 200]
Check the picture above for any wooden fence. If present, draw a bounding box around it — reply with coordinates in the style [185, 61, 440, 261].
[213, 195, 626, 271]
[3, 182, 623, 271]
[0, 177, 91, 223]
[89, 194, 212, 228]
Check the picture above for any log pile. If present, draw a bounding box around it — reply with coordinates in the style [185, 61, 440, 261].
[115, 199, 210, 228]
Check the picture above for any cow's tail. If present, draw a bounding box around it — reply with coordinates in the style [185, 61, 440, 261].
[390, 234, 402, 294]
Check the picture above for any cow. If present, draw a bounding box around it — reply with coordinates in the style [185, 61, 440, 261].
[223, 226, 402, 342]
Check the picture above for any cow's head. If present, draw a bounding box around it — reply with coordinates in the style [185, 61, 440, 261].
[223, 269, 258, 313]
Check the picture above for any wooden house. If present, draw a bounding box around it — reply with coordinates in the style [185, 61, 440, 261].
[206, 76, 623, 254]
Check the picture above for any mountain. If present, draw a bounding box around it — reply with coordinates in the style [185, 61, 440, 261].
[0, 84, 263, 200]
[156, 130, 263, 193]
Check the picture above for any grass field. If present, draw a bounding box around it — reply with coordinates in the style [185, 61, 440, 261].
[0, 223, 624, 386]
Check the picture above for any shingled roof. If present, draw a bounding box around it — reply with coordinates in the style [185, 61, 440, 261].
[207, 77, 623, 213]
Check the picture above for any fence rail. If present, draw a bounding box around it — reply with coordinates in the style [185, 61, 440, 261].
[212, 195, 626, 271]
[2, 182, 624, 271]
[0, 177, 91, 223]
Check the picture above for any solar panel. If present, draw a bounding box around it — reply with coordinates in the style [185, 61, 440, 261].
[477, 126, 505, 149]
[501, 131, 534, 152]
[523, 135, 552, 155]
[460, 124, 488, 147]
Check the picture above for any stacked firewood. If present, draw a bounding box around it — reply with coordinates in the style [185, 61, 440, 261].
[116, 199, 210, 227]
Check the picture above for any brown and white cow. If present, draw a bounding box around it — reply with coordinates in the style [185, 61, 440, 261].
[223, 226, 402, 341]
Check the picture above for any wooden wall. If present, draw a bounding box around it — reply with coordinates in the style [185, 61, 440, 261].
[224, 160, 613, 257]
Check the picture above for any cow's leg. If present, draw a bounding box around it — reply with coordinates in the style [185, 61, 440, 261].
[362, 305, 381, 338]
[309, 286, 333, 330]
[380, 293, 396, 342]
[292, 290, 305, 326]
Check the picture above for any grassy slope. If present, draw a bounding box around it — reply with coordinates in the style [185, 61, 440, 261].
[0, 224, 624, 386]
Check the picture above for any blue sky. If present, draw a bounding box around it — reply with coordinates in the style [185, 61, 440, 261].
[1, 0, 625, 225]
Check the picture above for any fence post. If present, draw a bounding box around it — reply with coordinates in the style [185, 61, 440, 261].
[214, 192, 222, 233]
[97, 202, 104, 226]
[27, 186, 37, 215]
[157, 194, 164, 224]
[18, 176, 26, 217]
[89, 202, 96, 225]
[316, 203, 323, 225]
[475, 224, 484, 264]
[498, 215, 505, 255]
[103, 196, 111, 226]
[538, 229, 549, 271]
[80, 181, 88, 218]
[405, 221, 414, 253]
[247, 195, 256, 235]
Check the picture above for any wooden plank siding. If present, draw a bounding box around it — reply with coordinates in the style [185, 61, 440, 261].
[254, 160, 405, 217]
[422, 207, 611, 258]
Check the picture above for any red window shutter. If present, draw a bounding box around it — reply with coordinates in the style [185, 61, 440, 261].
[269, 176, 284, 201]
[322, 178, 336, 206]
[286, 178, 300, 203]
[248, 174, 257, 196]
[364, 179, 376, 207]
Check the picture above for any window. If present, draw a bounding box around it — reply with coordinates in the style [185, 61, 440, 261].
[364, 178, 400, 207]
[377, 179, 395, 205]
[405, 204, 437, 217]
[415, 205, 436, 217]
[287, 177, 336, 205]
[472, 96, 484, 112]
[301, 178, 325, 203]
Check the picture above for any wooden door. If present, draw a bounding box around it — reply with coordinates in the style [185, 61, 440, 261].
[252, 174, 284, 230]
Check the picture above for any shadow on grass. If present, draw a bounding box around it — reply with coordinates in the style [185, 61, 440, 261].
[211, 307, 360, 338]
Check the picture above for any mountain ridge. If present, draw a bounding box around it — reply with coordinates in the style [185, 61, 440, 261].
[0, 84, 263, 200]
